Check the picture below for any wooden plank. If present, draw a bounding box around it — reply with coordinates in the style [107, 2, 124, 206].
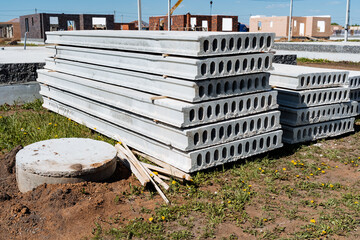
[134, 150, 192, 181]
[116, 146, 149, 186]
[117, 143, 170, 205]
[141, 163, 170, 190]
[158, 174, 170, 180]
[141, 162, 183, 180]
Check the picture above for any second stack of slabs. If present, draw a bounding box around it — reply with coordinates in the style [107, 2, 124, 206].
[348, 71, 360, 116]
[38, 30, 283, 173]
[270, 63, 357, 144]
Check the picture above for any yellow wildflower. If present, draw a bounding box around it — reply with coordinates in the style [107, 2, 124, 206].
[172, 180, 176, 185]
[228, 200, 231, 204]
[153, 172, 159, 176]
[0, 116, 2, 119]
[296, 175, 299, 178]
[321, 170, 325, 174]
[161, 216, 165, 220]
[243, 189, 247, 192]
[318, 168, 321, 170]
[48, 122, 52, 125]
[149, 217, 153, 222]
[310, 219, 316, 223]
[263, 218, 268, 222]
[37, 127, 40, 130]
[335, 166, 338, 168]
[117, 141, 122, 145]
[310, 200, 314, 203]
[262, 170, 265, 173]
[329, 184, 334, 188]
[283, 168, 286, 171]
[248, 185, 252, 188]
[322, 230, 326, 235]
[54, 124, 57, 127]
[355, 201, 359, 204]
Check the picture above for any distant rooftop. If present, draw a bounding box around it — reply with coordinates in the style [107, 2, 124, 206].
[250, 15, 331, 18]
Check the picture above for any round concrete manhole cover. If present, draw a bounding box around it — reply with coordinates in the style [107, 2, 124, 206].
[16, 138, 117, 192]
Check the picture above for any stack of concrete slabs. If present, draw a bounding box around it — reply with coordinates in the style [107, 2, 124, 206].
[39, 31, 282, 173]
[270, 64, 355, 144]
[348, 71, 360, 115]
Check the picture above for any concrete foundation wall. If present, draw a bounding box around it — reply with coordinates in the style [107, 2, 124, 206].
[273, 55, 297, 65]
[0, 62, 45, 84]
[274, 42, 360, 54]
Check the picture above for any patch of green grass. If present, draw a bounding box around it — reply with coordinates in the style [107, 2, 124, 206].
[0, 100, 116, 152]
[3, 100, 360, 239]
[297, 57, 360, 65]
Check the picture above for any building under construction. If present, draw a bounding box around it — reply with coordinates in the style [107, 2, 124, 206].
[149, 13, 238, 32]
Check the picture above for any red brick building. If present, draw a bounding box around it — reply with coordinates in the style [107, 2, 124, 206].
[149, 13, 238, 32]
[114, 22, 136, 30]
[20, 13, 114, 43]
[0, 18, 21, 40]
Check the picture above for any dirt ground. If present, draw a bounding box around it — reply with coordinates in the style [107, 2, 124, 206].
[0, 148, 162, 240]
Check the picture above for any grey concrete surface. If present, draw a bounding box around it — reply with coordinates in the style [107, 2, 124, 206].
[277, 87, 350, 108]
[270, 64, 349, 90]
[16, 138, 117, 192]
[45, 58, 271, 103]
[275, 50, 360, 62]
[349, 71, 360, 89]
[350, 89, 360, 101]
[282, 118, 355, 144]
[37, 70, 278, 128]
[50, 45, 273, 80]
[279, 101, 358, 126]
[0, 46, 50, 63]
[40, 84, 281, 151]
[43, 98, 283, 173]
[46, 30, 275, 57]
[274, 42, 360, 54]
[0, 82, 41, 105]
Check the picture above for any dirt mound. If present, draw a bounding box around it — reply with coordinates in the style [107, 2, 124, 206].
[0, 149, 155, 240]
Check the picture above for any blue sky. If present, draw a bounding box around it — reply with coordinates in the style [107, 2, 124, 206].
[0, 0, 359, 25]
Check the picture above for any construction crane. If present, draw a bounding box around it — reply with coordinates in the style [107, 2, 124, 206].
[159, 0, 183, 30]
[170, 0, 183, 15]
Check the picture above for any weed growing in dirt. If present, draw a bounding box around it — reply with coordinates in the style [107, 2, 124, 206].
[2, 101, 360, 239]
